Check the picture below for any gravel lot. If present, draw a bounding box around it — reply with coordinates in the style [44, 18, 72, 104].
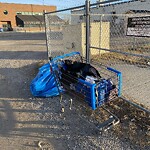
[112, 63, 150, 109]
[0, 32, 149, 150]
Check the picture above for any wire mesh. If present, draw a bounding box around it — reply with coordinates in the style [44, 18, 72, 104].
[45, 0, 150, 109]
[45, 8, 86, 58]
[88, 1, 150, 108]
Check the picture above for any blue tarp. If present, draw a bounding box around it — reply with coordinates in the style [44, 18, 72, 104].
[30, 63, 63, 97]
[30, 52, 80, 97]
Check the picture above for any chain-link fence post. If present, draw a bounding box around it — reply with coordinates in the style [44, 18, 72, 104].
[85, 0, 90, 63]
[43, 10, 49, 58]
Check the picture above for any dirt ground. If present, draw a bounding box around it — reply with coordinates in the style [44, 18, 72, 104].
[0, 32, 149, 150]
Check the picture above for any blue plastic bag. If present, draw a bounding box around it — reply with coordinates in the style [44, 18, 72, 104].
[30, 63, 63, 97]
[30, 52, 81, 97]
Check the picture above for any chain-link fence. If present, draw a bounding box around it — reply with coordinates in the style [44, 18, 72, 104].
[44, 0, 150, 109]
[89, 1, 150, 109]
[44, 6, 86, 58]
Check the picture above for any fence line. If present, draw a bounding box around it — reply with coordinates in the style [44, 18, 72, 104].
[90, 0, 123, 7]
[44, 0, 150, 111]
[44, 0, 120, 15]
[45, 5, 85, 15]
[91, 47, 150, 59]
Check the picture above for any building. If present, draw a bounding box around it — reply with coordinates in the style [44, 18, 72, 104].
[71, 0, 150, 24]
[0, 2, 56, 31]
[15, 14, 65, 31]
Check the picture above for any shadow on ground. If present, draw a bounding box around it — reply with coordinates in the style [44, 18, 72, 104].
[0, 50, 103, 149]
[0, 32, 46, 41]
[0, 32, 63, 41]
[0, 51, 47, 60]
[0, 64, 101, 149]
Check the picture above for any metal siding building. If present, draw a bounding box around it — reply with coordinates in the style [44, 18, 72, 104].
[71, 0, 150, 24]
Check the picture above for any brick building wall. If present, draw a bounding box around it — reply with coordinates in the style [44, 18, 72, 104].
[0, 2, 56, 29]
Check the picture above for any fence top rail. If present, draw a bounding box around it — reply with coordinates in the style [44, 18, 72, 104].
[90, 0, 121, 7]
[91, 0, 139, 7]
[44, 5, 85, 15]
[44, 0, 121, 15]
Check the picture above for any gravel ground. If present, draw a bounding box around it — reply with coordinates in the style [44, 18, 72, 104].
[111, 64, 150, 109]
[0, 32, 149, 150]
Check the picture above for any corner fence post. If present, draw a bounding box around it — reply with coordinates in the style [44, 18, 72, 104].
[43, 10, 49, 58]
[85, 0, 90, 63]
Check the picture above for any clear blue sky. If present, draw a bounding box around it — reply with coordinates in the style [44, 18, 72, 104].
[0, 0, 97, 9]
[0, 0, 128, 10]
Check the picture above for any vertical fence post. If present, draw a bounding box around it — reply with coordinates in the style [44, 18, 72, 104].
[99, 14, 102, 55]
[43, 10, 49, 58]
[85, 0, 90, 63]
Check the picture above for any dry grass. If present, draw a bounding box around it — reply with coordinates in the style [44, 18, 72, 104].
[91, 50, 150, 66]
[108, 99, 149, 148]
[76, 98, 150, 148]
